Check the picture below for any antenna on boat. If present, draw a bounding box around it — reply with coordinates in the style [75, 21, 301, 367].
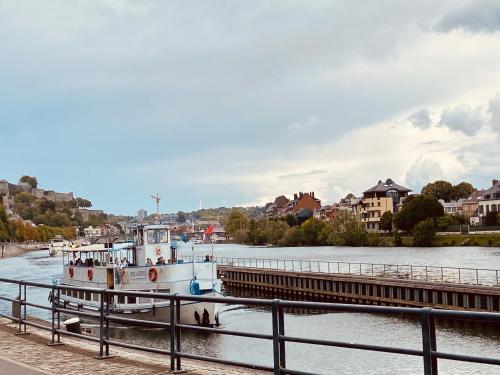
[150, 193, 161, 223]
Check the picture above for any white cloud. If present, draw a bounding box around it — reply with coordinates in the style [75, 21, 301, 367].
[288, 115, 319, 130]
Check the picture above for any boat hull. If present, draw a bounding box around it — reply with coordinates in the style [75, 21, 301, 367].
[58, 294, 222, 327]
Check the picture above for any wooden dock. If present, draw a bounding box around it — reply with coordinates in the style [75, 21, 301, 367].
[219, 266, 500, 312]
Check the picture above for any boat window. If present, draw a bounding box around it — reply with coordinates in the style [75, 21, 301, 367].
[128, 296, 136, 304]
[118, 295, 125, 304]
[148, 229, 168, 244]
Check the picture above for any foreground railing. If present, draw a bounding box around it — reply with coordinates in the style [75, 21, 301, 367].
[182, 256, 500, 286]
[0, 278, 499, 375]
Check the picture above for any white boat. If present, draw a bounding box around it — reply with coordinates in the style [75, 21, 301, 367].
[57, 223, 223, 326]
[48, 236, 70, 257]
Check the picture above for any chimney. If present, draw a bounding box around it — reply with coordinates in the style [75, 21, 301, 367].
[299, 192, 303, 198]
[493, 179, 499, 186]
[311, 192, 315, 198]
[294, 194, 298, 200]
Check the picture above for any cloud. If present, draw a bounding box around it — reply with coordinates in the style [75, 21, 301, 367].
[488, 92, 500, 133]
[278, 169, 327, 179]
[434, 0, 500, 33]
[404, 158, 445, 192]
[288, 115, 319, 130]
[408, 109, 432, 129]
[439, 103, 487, 136]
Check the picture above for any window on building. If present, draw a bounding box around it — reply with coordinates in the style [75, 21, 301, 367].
[479, 205, 484, 214]
[492, 204, 497, 212]
[377, 202, 381, 207]
[371, 202, 374, 207]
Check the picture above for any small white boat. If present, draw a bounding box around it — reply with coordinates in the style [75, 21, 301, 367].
[48, 236, 70, 257]
[57, 223, 223, 326]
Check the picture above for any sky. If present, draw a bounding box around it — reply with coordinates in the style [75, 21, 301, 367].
[1, 0, 500, 215]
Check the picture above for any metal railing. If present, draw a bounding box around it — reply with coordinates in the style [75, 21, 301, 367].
[183, 256, 500, 286]
[1, 277, 500, 375]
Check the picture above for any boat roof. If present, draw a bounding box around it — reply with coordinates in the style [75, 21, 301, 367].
[63, 242, 133, 253]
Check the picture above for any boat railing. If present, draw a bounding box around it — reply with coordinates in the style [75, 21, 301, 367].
[179, 255, 500, 287]
[1, 277, 500, 374]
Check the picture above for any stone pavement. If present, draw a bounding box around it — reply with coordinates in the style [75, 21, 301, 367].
[0, 318, 266, 375]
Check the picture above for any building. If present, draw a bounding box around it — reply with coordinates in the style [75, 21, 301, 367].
[84, 226, 102, 238]
[265, 195, 290, 217]
[462, 189, 486, 225]
[284, 192, 321, 215]
[77, 208, 105, 222]
[137, 209, 148, 221]
[353, 178, 411, 231]
[439, 199, 464, 216]
[478, 179, 500, 225]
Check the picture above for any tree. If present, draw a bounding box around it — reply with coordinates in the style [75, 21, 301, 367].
[421, 180, 454, 202]
[452, 182, 476, 200]
[393, 195, 444, 232]
[300, 218, 326, 246]
[284, 214, 298, 227]
[75, 197, 92, 208]
[380, 211, 393, 233]
[326, 211, 367, 246]
[14, 192, 34, 205]
[19, 175, 38, 189]
[225, 210, 250, 243]
[485, 211, 500, 227]
[177, 211, 187, 223]
[279, 226, 303, 246]
[413, 218, 436, 247]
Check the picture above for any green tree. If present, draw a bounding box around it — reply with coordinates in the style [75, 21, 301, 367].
[394, 232, 403, 246]
[75, 197, 92, 208]
[326, 211, 367, 246]
[225, 210, 250, 243]
[284, 214, 298, 227]
[421, 180, 454, 202]
[412, 218, 436, 247]
[279, 226, 303, 246]
[452, 182, 476, 200]
[380, 211, 393, 233]
[262, 220, 289, 245]
[300, 218, 326, 245]
[393, 195, 444, 232]
[177, 211, 187, 223]
[14, 192, 34, 205]
[19, 175, 38, 188]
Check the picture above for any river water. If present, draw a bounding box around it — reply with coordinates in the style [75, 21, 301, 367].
[1, 245, 500, 375]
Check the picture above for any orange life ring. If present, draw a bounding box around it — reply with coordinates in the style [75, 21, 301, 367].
[69, 267, 74, 278]
[149, 267, 158, 282]
[87, 268, 93, 281]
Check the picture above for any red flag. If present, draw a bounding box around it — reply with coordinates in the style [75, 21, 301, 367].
[204, 225, 214, 235]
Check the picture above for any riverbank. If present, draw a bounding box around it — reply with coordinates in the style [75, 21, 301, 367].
[0, 243, 46, 259]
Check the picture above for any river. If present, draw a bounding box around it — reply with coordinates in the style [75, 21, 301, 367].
[1, 245, 500, 375]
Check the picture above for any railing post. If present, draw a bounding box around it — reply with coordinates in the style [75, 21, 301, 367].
[272, 300, 281, 375]
[278, 303, 286, 372]
[328, 262, 331, 274]
[170, 294, 176, 371]
[47, 285, 63, 346]
[420, 308, 438, 375]
[383, 264, 386, 277]
[476, 269, 479, 285]
[410, 266, 413, 280]
[441, 268, 444, 283]
[496, 270, 499, 286]
[175, 297, 182, 372]
[425, 267, 428, 281]
[458, 268, 461, 284]
[15, 282, 29, 336]
[372, 263, 374, 276]
[95, 289, 113, 359]
[359, 263, 362, 275]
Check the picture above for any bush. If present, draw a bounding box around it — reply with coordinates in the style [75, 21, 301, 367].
[367, 233, 381, 246]
[394, 232, 403, 246]
[412, 218, 435, 247]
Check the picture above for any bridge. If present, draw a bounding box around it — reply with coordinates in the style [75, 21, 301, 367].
[185, 256, 500, 312]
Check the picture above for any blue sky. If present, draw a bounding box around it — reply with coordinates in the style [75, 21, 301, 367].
[1, 1, 500, 215]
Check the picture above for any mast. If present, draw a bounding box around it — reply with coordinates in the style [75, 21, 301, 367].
[150, 193, 161, 223]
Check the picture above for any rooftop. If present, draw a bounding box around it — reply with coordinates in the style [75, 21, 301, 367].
[363, 178, 412, 195]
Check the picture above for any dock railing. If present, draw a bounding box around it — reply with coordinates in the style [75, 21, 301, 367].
[0, 278, 500, 374]
[182, 256, 500, 286]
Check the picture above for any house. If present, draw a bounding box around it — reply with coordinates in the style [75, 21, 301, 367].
[478, 179, 500, 225]
[353, 178, 411, 231]
[439, 199, 464, 216]
[462, 190, 486, 225]
[265, 195, 290, 217]
[84, 226, 102, 238]
[284, 192, 321, 215]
